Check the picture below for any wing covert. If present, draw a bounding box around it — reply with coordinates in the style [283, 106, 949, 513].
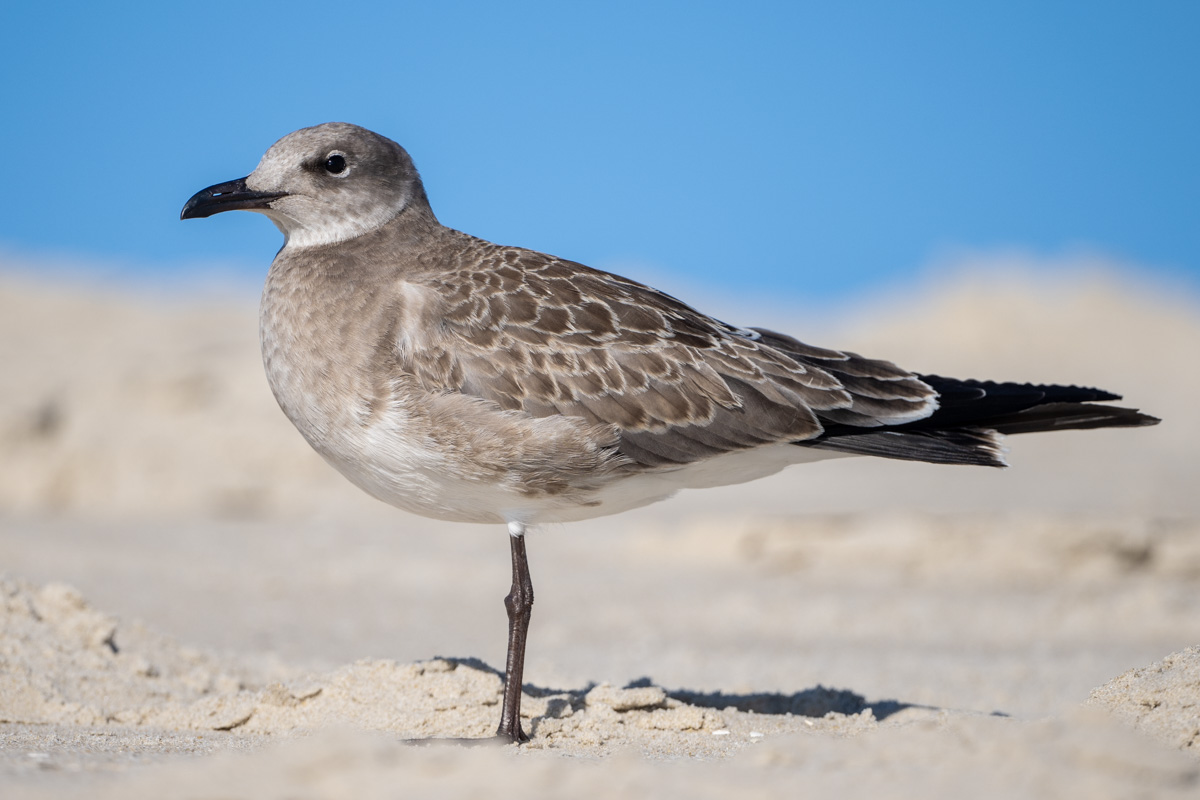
[399, 245, 936, 467]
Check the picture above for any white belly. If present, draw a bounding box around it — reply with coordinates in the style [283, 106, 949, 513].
[319, 421, 846, 525]
[523, 444, 849, 524]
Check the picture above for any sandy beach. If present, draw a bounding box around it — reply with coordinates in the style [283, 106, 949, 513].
[1, 260, 1197, 797]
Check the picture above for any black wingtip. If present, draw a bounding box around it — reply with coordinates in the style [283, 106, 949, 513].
[917, 375, 1124, 405]
[987, 403, 1161, 436]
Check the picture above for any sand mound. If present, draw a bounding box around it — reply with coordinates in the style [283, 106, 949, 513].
[1089, 647, 1200, 758]
[0, 578, 887, 758]
[0, 578, 251, 727]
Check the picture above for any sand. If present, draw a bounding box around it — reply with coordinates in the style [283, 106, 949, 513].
[1090, 647, 1200, 754]
[1, 258, 1198, 797]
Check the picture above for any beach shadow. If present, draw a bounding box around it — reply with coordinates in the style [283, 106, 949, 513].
[438, 657, 928, 723]
[661, 683, 917, 721]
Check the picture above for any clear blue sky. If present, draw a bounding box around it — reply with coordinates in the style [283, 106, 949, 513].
[2, 2, 1197, 302]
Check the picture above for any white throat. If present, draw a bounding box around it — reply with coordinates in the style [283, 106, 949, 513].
[257, 202, 403, 250]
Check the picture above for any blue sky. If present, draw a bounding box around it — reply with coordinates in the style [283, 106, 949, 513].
[2, 2, 1197, 303]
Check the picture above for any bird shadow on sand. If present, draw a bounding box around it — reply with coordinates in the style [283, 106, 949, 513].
[443, 657, 932, 723]
[658, 683, 916, 721]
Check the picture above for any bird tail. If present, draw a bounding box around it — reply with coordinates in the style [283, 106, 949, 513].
[801, 376, 1160, 467]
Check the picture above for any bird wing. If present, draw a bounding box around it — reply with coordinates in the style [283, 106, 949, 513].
[405, 246, 937, 468]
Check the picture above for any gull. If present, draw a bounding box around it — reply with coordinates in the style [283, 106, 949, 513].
[181, 122, 1159, 742]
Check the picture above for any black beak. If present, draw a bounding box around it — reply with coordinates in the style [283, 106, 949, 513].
[180, 177, 286, 220]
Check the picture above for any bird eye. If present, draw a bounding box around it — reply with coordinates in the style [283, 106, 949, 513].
[324, 154, 347, 175]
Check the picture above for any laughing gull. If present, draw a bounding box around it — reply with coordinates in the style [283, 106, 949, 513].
[182, 122, 1159, 743]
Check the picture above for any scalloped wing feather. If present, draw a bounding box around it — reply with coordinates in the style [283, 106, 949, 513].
[399, 242, 938, 468]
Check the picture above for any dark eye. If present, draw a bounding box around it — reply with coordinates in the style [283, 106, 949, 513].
[324, 154, 347, 174]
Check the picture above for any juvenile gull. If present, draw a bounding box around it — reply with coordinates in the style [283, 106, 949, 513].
[181, 122, 1159, 743]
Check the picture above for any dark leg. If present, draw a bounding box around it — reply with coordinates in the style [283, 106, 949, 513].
[497, 521, 534, 743]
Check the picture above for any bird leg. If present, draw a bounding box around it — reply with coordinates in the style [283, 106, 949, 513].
[497, 521, 534, 743]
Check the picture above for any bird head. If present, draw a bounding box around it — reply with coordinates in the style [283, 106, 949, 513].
[181, 122, 429, 248]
